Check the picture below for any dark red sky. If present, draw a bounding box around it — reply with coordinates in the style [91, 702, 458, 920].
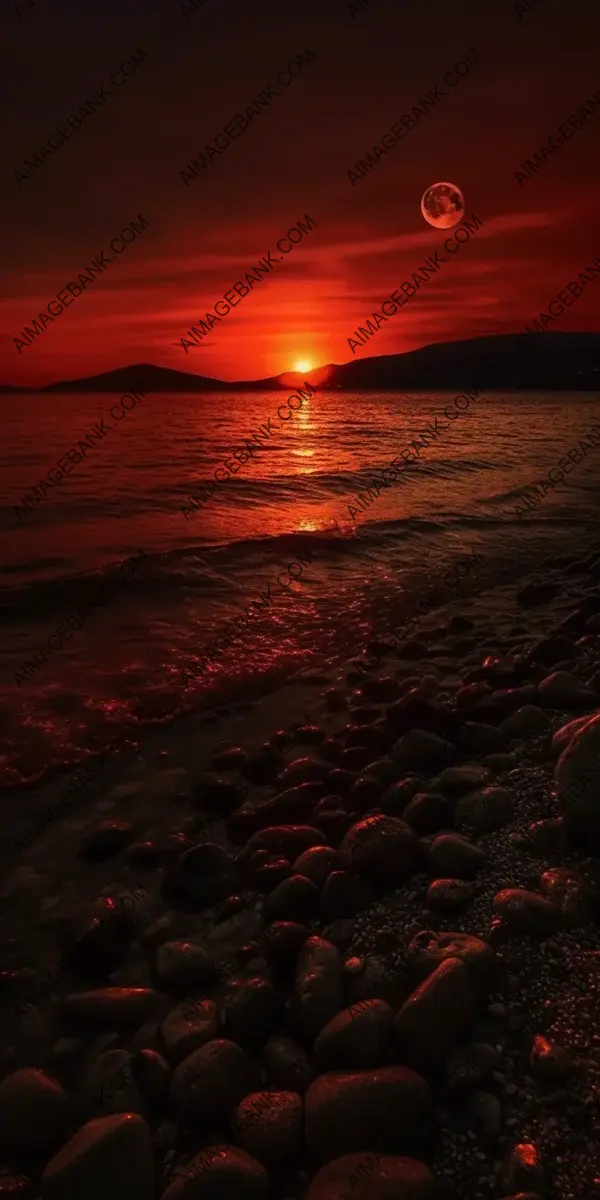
[1, 0, 599, 387]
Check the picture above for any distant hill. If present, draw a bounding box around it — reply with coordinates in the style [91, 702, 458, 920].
[2, 333, 600, 393]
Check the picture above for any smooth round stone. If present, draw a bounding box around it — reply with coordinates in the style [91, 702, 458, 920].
[406, 930, 497, 987]
[230, 1090, 303, 1167]
[313, 999, 393, 1070]
[163, 842, 239, 909]
[426, 879, 473, 911]
[85, 1049, 144, 1118]
[159, 998, 218, 1064]
[41, 1113, 154, 1200]
[293, 846, 344, 885]
[290, 936, 344, 1040]
[222, 975, 281, 1049]
[155, 940, 217, 992]
[492, 889, 563, 937]
[306, 1154, 434, 1200]
[170, 1039, 259, 1121]
[402, 792, 452, 835]
[555, 710, 600, 850]
[61, 988, 160, 1025]
[262, 1036, 314, 1094]
[339, 815, 421, 884]
[161, 1144, 269, 1200]
[390, 730, 455, 772]
[0, 1068, 70, 1153]
[262, 874, 320, 923]
[428, 833, 485, 879]
[321, 871, 374, 921]
[194, 773, 248, 814]
[500, 705, 551, 738]
[276, 758, 328, 788]
[305, 1067, 430, 1161]
[393, 958, 479, 1070]
[538, 670, 595, 709]
[455, 786, 513, 833]
[434, 764, 492, 797]
[211, 746, 249, 769]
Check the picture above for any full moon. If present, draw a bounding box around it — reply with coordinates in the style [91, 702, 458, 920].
[421, 181, 465, 229]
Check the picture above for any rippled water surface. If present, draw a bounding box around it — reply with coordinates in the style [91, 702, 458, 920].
[1, 387, 599, 787]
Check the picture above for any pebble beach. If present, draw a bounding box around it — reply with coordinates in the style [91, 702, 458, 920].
[1, 536, 600, 1199]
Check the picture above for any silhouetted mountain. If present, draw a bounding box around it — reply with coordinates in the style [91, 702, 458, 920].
[2, 333, 600, 392]
[327, 332, 600, 390]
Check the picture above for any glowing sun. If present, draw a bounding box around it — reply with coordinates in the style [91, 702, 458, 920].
[293, 359, 313, 373]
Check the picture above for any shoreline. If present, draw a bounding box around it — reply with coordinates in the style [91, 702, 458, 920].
[0, 535, 599, 1196]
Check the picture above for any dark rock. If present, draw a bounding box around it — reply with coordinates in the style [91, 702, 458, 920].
[262, 1035, 314, 1094]
[0, 1176, 34, 1199]
[313, 999, 394, 1069]
[455, 785, 513, 833]
[406, 930, 497, 988]
[62, 987, 160, 1025]
[321, 871, 374, 920]
[131, 1049, 170, 1111]
[305, 1066, 430, 1161]
[263, 874, 320, 923]
[211, 745, 249, 769]
[170, 1038, 260, 1121]
[346, 775, 384, 807]
[306, 1154, 434, 1200]
[230, 1090, 303, 1167]
[236, 826, 327, 868]
[276, 758, 328, 789]
[457, 722, 506, 754]
[0, 1068, 71, 1153]
[290, 936, 344, 1040]
[428, 833, 486, 879]
[85, 1049, 144, 1117]
[539, 867, 591, 925]
[386, 693, 461, 740]
[41, 1112, 154, 1200]
[78, 821, 135, 862]
[525, 634, 576, 667]
[194, 773, 247, 814]
[529, 1034, 574, 1082]
[293, 845, 344, 885]
[391, 729, 456, 772]
[360, 675, 403, 702]
[426, 879, 473, 911]
[241, 748, 284, 785]
[339, 815, 421, 885]
[517, 581, 559, 607]
[59, 896, 135, 977]
[161, 1143, 268, 1200]
[326, 768, 359, 795]
[393, 958, 479, 1069]
[492, 889, 563, 937]
[246, 855, 291, 890]
[163, 842, 238, 910]
[444, 1040, 500, 1090]
[262, 922, 310, 971]
[500, 1142, 547, 1196]
[380, 777, 421, 816]
[402, 792, 453, 835]
[223, 975, 281, 1049]
[154, 940, 217, 993]
[434, 764, 492, 797]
